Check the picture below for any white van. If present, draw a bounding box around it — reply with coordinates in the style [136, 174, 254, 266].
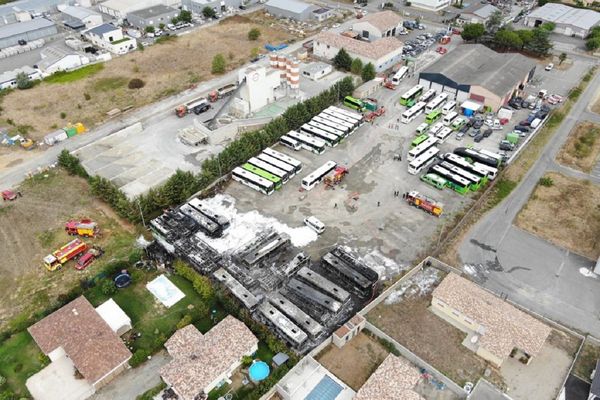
[530, 118, 542, 129]
[304, 216, 325, 234]
[441, 101, 456, 115]
[416, 123, 429, 135]
[443, 111, 458, 126]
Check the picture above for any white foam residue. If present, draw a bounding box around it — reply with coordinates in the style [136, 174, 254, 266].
[362, 249, 407, 280]
[579, 267, 597, 278]
[384, 267, 440, 305]
[197, 194, 317, 253]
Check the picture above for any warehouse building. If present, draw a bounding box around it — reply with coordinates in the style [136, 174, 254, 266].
[59, 5, 103, 29]
[265, 0, 317, 21]
[0, 18, 57, 48]
[313, 30, 403, 73]
[352, 10, 403, 41]
[419, 44, 536, 112]
[410, 0, 450, 11]
[38, 46, 90, 75]
[127, 5, 179, 29]
[181, 0, 243, 16]
[525, 3, 600, 38]
[0, 66, 41, 90]
[458, 3, 500, 25]
[98, 0, 179, 19]
[0, 0, 65, 25]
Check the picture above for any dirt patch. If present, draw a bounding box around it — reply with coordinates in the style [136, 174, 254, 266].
[0, 169, 136, 329]
[573, 338, 600, 382]
[515, 172, 600, 260]
[316, 332, 389, 390]
[0, 12, 294, 140]
[556, 122, 600, 172]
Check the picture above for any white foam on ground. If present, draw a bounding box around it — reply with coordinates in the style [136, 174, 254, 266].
[197, 194, 317, 253]
[384, 268, 440, 305]
[362, 249, 406, 280]
[579, 267, 597, 278]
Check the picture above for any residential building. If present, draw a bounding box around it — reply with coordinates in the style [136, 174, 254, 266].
[265, 0, 317, 21]
[525, 3, 600, 38]
[431, 273, 552, 367]
[181, 0, 243, 16]
[301, 61, 332, 80]
[458, 3, 500, 25]
[312, 7, 333, 22]
[84, 23, 136, 55]
[127, 5, 179, 29]
[313, 30, 403, 72]
[58, 5, 103, 28]
[161, 316, 259, 400]
[0, 66, 41, 89]
[419, 44, 536, 112]
[354, 354, 423, 400]
[409, 0, 450, 12]
[351, 10, 403, 41]
[0, 18, 57, 49]
[333, 314, 365, 348]
[26, 296, 132, 399]
[38, 46, 91, 75]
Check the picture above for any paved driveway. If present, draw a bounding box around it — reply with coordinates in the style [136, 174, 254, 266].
[26, 356, 94, 400]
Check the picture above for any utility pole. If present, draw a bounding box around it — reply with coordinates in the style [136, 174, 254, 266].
[137, 199, 146, 228]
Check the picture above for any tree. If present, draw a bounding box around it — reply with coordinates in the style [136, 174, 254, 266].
[586, 37, 600, 50]
[192, 275, 214, 302]
[332, 48, 352, 71]
[171, 17, 179, 24]
[248, 28, 261, 40]
[179, 9, 192, 22]
[494, 29, 522, 50]
[559, 52, 567, 64]
[361, 62, 376, 82]
[145, 25, 155, 33]
[15, 72, 33, 89]
[202, 6, 216, 18]
[485, 10, 503, 33]
[159, 23, 165, 30]
[461, 23, 485, 42]
[211, 53, 226, 74]
[516, 29, 534, 48]
[350, 58, 363, 75]
[526, 27, 553, 55]
[540, 22, 555, 32]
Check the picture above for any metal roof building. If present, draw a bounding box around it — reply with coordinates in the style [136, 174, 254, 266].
[525, 3, 600, 38]
[98, 0, 163, 19]
[127, 4, 179, 29]
[419, 44, 536, 112]
[0, 17, 57, 48]
[265, 0, 317, 21]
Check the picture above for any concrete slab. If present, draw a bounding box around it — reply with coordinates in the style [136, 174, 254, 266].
[26, 356, 95, 400]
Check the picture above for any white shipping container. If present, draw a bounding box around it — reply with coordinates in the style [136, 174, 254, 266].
[497, 107, 513, 121]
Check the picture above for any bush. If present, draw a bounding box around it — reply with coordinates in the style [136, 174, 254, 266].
[350, 58, 363, 75]
[361, 62, 376, 82]
[248, 28, 261, 41]
[176, 314, 193, 330]
[100, 279, 116, 295]
[211, 54, 226, 74]
[60, 112, 66, 119]
[128, 78, 145, 89]
[202, 6, 216, 18]
[136, 382, 167, 400]
[58, 149, 89, 178]
[16, 72, 33, 90]
[539, 177, 554, 187]
[144, 26, 155, 33]
[84, 92, 91, 100]
[0, 375, 6, 387]
[129, 349, 150, 367]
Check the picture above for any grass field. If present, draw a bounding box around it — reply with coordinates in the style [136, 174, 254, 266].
[572, 338, 600, 382]
[0, 168, 137, 331]
[0, 13, 294, 140]
[0, 331, 47, 397]
[515, 172, 600, 260]
[556, 122, 600, 172]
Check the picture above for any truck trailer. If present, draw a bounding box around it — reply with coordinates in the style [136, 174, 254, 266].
[175, 97, 210, 117]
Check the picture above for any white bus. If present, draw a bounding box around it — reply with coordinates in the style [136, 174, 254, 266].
[401, 101, 427, 124]
[419, 89, 437, 103]
[232, 167, 275, 195]
[312, 116, 350, 136]
[440, 161, 482, 186]
[429, 122, 444, 136]
[391, 66, 409, 85]
[321, 109, 360, 129]
[308, 120, 346, 140]
[257, 153, 296, 178]
[441, 101, 456, 115]
[477, 149, 504, 166]
[425, 93, 449, 113]
[247, 157, 290, 184]
[400, 84, 424, 107]
[407, 136, 438, 162]
[443, 153, 489, 180]
[279, 135, 301, 151]
[287, 131, 326, 154]
[408, 147, 439, 175]
[263, 147, 303, 173]
[301, 161, 337, 191]
[435, 127, 453, 143]
[317, 111, 355, 132]
[328, 106, 364, 124]
[473, 162, 498, 180]
[416, 123, 429, 135]
[300, 124, 340, 147]
[443, 111, 458, 126]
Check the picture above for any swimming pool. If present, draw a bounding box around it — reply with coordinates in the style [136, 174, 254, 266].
[249, 361, 270, 382]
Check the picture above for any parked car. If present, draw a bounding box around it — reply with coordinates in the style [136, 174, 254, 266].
[436, 46, 447, 54]
[545, 63, 554, 71]
[456, 130, 466, 140]
[499, 140, 515, 151]
[514, 125, 530, 133]
[483, 128, 493, 138]
[519, 120, 531, 126]
[304, 216, 325, 234]
[473, 119, 484, 129]
[474, 132, 484, 143]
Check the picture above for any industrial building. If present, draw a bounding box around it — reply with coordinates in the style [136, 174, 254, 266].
[98, 0, 178, 19]
[525, 3, 600, 38]
[301, 62, 332, 81]
[58, 5, 103, 29]
[419, 44, 536, 112]
[409, 0, 450, 11]
[312, 7, 333, 22]
[0, 66, 41, 90]
[38, 46, 91, 75]
[181, 0, 243, 16]
[351, 10, 403, 41]
[127, 5, 179, 29]
[265, 0, 317, 21]
[0, 18, 57, 49]
[458, 3, 500, 25]
[0, 0, 66, 25]
[84, 23, 136, 55]
[313, 30, 404, 73]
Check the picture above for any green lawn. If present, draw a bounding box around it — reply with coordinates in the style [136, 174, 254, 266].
[44, 64, 104, 84]
[0, 331, 47, 397]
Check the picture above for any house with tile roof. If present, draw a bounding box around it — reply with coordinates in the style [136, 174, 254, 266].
[352, 10, 403, 41]
[354, 354, 424, 400]
[161, 316, 259, 400]
[431, 273, 551, 367]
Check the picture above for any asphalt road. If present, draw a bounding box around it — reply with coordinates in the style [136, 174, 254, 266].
[458, 66, 600, 336]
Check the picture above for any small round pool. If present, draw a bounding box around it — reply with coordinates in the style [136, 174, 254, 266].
[248, 361, 270, 382]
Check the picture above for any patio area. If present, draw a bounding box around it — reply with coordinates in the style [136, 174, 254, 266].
[26, 356, 95, 400]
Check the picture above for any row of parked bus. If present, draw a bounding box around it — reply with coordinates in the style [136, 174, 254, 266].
[400, 86, 459, 125]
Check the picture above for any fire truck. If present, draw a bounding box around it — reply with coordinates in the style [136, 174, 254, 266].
[44, 238, 88, 271]
[404, 191, 443, 217]
[65, 219, 99, 238]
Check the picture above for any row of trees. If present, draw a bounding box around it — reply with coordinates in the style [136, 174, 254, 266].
[144, 10, 192, 33]
[332, 48, 376, 82]
[58, 77, 355, 223]
[586, 26, 600, 50]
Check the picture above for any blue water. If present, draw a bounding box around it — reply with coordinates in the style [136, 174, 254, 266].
[305, 375, 343, 400]
[249, 361, 270, 381]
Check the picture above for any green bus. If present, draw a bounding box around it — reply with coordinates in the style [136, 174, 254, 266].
[421, 173, 447, 190]
[410, 134, 429, 148]
[242, 163, 282, 190]
[425, 109, 442, 125]
[399, 84, 424, 107]
[343, 96, 364, 111]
